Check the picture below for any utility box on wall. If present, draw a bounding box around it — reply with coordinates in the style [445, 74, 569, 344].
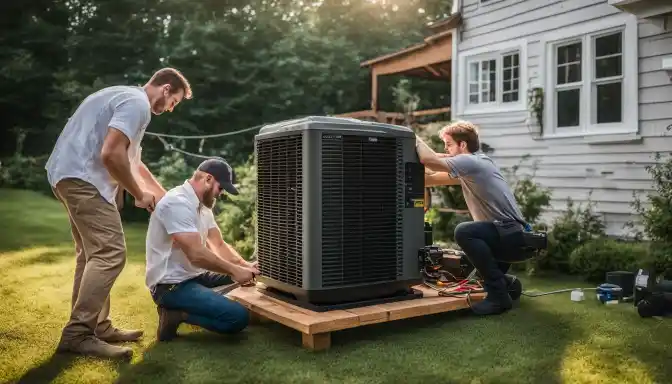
[662, 56, 672, 81]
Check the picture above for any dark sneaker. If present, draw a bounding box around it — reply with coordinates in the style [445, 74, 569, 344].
[157, 306, 185, 341]
[471, 278, 513, 316]
[505, 274, 523, 301]
[56, 336, 133, 360]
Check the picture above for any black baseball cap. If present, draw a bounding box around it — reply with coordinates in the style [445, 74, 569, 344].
[197, 158, 239, 196]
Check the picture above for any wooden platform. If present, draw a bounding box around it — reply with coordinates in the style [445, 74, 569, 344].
[226, 284, 485, 351]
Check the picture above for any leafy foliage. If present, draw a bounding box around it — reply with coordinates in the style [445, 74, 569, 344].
[539, 196, 606, 274]
[214, 156, 257, 259]
[629, 152, 672, 276]
[569, 238, 647, 282]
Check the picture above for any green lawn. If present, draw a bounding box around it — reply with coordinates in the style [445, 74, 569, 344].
[0, 188, 670, 384]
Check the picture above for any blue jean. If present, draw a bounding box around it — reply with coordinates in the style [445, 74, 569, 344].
[152, 272, 249, 334]
[454, 221, 528, 283]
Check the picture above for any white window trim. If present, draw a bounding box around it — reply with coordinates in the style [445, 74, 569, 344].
[540, 13, 639, 139]
[479, 0, 506, 7]
[457, 39, 528, 116]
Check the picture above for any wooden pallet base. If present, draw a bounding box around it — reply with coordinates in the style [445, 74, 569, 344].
[227, 283, 485, 351]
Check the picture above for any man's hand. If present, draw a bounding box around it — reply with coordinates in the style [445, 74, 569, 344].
[245, 263, 260, 276]
[135, 191, 156, 212]
[416, 136, 452, 173]
[231, 265, 256, 284]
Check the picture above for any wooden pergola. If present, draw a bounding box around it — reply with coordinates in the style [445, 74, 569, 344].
[338, 13, 462, 125]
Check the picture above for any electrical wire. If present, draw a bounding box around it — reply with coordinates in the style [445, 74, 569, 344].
[154, 135, 224, 160]
[520, 287, 598, 297]
[145, 124, 264, 139]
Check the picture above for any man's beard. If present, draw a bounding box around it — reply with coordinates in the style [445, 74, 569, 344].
[203, 185, 218, 208]
[152, 95, 167, 115]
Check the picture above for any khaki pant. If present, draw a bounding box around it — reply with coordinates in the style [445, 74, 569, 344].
[52, 178, 127, 342]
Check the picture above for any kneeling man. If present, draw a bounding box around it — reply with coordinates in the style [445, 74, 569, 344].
[145, 158, 259, 341]
[417, 121, 530, 316]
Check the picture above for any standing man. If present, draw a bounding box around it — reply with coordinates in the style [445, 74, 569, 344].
[45, 68, 192, 359]
[145, 158, 258, 342]
[415, 120, 530, 316]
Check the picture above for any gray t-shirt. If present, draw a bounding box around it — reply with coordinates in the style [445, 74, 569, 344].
[444, 153, 526, 225]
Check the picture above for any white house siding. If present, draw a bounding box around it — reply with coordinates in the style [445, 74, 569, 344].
[451, 0, 672, 236]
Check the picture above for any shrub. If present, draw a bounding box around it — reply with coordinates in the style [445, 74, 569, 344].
[151, 151, 193, 190]
[569, 238, 648, 282]
[538, 196, 606, 274]
[630, 152, 672, 277]
[214, 155, 257, 259]
[0, 154, 51, 194]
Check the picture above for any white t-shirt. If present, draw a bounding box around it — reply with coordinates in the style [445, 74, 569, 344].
[145, 181, 219, 290]
[45, 85, 151, 206]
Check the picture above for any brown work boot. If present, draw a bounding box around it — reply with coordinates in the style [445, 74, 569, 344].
[97, 327, 144, 343]
[157, 306, 186, 342]
[56, 335, 133, 360]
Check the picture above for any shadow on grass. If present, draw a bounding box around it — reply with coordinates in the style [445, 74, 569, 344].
[113, 300, 582, 384]
[13, 354, 77, 384]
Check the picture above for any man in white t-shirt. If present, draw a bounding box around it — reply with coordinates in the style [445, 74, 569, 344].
[146, 158, 259, 342]
[46, 68, 192, 360]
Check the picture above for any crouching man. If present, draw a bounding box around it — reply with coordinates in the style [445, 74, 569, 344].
[145, 158, 259, 341]
[417, 121, 531, 316]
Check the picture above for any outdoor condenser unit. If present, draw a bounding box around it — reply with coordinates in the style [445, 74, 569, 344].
[254, 116, 426, 305]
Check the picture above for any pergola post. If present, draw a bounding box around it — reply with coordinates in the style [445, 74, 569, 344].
[371, 70, 378, 112]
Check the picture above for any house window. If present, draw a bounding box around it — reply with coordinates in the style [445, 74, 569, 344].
[468, 59, 496, 104]
[542, 14, 637, 138]
[502, 53, 520, 102]
[593, 32, 623, 124]
[554, 41, 582, 128]
[466, 51, 521, 106]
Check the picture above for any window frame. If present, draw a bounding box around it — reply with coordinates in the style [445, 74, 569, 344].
[541, 14, 638, 138]
[457, 39, 528, 116]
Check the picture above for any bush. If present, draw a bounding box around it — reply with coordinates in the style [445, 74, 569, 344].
[569, 238, 648, 281]
[630, 152, 672, 277]
[214, 155, 257, 259]
[0, 154, 51, 194]
[538, 196, 606, 274]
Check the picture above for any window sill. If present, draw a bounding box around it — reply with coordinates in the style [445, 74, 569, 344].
[538, 131, 642, 145]
[460, 104, 527, 116]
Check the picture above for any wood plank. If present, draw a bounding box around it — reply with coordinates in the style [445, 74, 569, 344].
[302, 333, 331, 351]
[372, 36, 453, 76]
[230, 285, 480, 330]
[345, 305, 389, 326]
[228, 286, 361, 334]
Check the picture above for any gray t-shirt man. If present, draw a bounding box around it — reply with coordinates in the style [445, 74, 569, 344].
[444, 152, 527, 226]
[45, 85, 151, 207]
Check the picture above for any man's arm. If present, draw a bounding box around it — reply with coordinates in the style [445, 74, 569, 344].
[415, 136, 454, 173]
[174, 232, 256, 283]
[158, 202, 253, 282]
[138, 160, 167, 201]
[425, 172, 461, 187]
[206, 226, 254, 268]
[101, 129, 144, 199]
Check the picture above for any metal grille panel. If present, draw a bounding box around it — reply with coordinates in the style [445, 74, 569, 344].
[256, 134, 303, 287]
[321, 134, 403, 287]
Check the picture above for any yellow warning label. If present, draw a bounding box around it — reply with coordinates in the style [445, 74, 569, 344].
[413, 199, 425, 208]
